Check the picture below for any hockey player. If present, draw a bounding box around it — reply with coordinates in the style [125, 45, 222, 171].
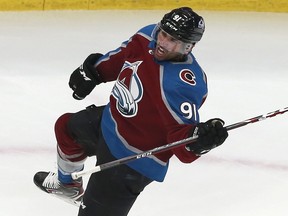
[34, 7, 228, 216]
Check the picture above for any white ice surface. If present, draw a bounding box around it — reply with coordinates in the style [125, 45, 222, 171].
[0, 10, 288, 216]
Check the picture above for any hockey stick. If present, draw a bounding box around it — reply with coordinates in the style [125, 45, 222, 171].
[71, 107, 288, 180]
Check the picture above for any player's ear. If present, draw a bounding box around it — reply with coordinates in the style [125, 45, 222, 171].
[184, 43, 195, 54]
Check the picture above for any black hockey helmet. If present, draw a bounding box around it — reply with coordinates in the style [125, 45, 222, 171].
[160, 7, 205, 43]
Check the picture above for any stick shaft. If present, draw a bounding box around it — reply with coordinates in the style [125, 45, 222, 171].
[72, 107, 288, 180]
[226, 107, 288, 131]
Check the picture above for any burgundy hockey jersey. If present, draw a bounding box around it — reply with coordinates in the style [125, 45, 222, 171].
[95, 24, 208, 182]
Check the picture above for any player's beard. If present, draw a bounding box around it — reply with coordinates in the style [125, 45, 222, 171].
[153, 44, 184, 61]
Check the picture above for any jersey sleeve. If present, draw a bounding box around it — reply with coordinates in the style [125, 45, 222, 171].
[94, 24, 157, 82]
[93, 41, 128, 82]
[160, 60, 208, 163]
[162, 62, 208, 125]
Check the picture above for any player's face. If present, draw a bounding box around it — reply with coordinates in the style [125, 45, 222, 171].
[154, 30, 193, 61]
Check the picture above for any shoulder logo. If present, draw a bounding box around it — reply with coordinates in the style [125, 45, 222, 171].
[179, 69, 196, 86]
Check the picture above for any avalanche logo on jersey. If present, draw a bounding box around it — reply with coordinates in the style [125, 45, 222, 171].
[112, 60, 143, 118]
[179, 69, 196, 86]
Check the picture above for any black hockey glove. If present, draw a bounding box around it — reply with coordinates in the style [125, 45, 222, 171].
[69, 53, 103, 100]
[186, 118, 228, 155]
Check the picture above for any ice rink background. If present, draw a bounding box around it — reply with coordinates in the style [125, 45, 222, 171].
[0, 9, 287, 216]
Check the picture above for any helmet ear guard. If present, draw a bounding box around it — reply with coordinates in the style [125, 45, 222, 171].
[159, 7, 205, 44]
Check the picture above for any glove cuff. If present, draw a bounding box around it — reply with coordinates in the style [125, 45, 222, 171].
[83, 53, 104, 85]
